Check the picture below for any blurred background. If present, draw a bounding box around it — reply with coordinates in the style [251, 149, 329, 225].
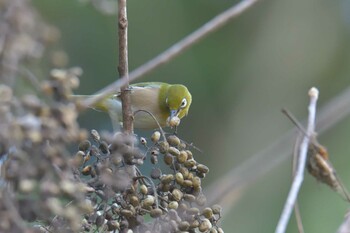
[20, 0, 350, 231]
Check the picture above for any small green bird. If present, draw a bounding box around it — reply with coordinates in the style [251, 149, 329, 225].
[81, 82, 192, 129]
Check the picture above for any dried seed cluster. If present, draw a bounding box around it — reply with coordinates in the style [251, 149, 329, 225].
[0, 68, 93, 233]
[71, 129, 223, 233]
[0, 0, 62, 86]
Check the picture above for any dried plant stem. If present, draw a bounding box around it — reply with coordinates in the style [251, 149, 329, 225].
[337, 211, 350, 233]
[82, 0, 261, 108]
[292, 135, 305, 233]
[275, 87, 319, 233]
[118, 0, 133, 134]
[294, 203, 304, 233]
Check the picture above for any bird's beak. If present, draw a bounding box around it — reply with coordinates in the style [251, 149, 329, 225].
[170, 109, 178, 119]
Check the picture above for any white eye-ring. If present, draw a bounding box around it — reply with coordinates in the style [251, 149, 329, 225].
[180, 98, 187, 108]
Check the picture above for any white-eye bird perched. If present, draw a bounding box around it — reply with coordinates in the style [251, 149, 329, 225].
[79, 82, 192, 129]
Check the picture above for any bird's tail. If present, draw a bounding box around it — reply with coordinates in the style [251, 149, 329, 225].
[72, 95, 122, 131]
[71, 95, 112, 112]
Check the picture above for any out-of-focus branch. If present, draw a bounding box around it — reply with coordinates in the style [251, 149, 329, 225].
[117, 0, 133, 134]
[82, 0, 261, 107]
[275, 87, 318, 233]
[337, 210, 350, 233]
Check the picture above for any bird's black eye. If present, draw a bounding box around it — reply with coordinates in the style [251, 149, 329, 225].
[180, 98, 187, 108]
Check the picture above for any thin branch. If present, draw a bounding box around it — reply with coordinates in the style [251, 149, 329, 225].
[82, 0, 261, 107]
[294, 203, 304, 233]
[275, 87, 319, 233]
[118, 0, 133, 134]
[337, 210, 350, 233]
[292, 134, 305, 233]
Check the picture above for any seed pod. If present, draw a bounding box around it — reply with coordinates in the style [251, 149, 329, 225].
[95, 214, 105, 227]
[202, 207, 213, 219]
[211, 204, 222, 215]
[150, 208, 163, 218]
[197, 164, 209, 174]
[151, 131, 161, 143]
[158, 141, 169, 154]
[192, 176, 201, 189]
[99, 141, 109, 154]
[178, 221, 190, 231]
[168, 201, 179, 210]
[187, 207, 200, 215]
[107, 220, 120, 231]
[197, 172, 206, 178]
[210, 228, 218, 233]
[140, 184, 148, 195]
[175, 172, 184, 185]
[186, 150, 193, 159]
[81, 165, 92, 175]
[169, 147, 180, 156]
[91, 129, 100, 142]
[161, 174, 174, 184]
[140, 137, 147, 145]
[120, 220, 129, 230]
[150, 148, 159, 156]
[199, 219, 212, 232]
[172, 189, 183, 201]
[183, 180, 193, 188]
[120, 209, 133, 218]
[179, 167, 189, 179]
[19, 179, 36, 193]
[164, 153, 174, 165]
[151, 155, 158, 164]
[129, 195, 139, 207]
[72, 150, 85, 167]
[184, 159, 196, 168]
[142, 195, 155, 207]
[159, 183, 171, 192]
[177, 150, 188, 163]
[151, 168, 162, 179]
[183, 194, 196, 202]
[169, 116, 180, 127]
[167, 135, 181, 147]
[187, 172, 194, 180]
[79, 140, 91, 151]
[190, 219, 200, 229]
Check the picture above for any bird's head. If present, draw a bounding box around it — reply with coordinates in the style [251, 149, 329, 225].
[165, 84, 192, 122]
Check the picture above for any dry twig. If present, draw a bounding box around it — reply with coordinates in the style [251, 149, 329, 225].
[118, 0, 133, 134]
[275, 87, 319, 233]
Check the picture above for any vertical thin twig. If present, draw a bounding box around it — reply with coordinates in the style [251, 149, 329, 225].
[292, 134, 304, 233]
[118, 0, 133, 134]
[275, 87, 319, 233]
